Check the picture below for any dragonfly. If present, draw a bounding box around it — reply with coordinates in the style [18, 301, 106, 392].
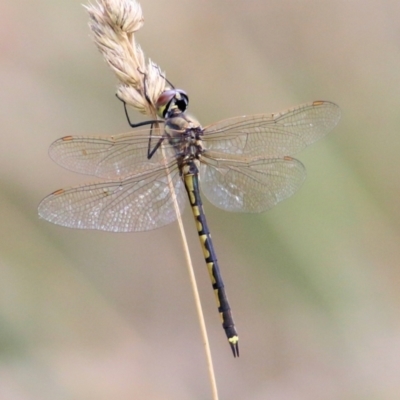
[38, 88, 340, 357]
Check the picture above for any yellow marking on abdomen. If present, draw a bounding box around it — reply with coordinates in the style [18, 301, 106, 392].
[192, 205, 200, 217]
[195, 219, 203, 233]
[206, 261, 216, 285]
[199, 234, 211, 259]
[228, 336, 239, 345]
[184, 175, 196, 205]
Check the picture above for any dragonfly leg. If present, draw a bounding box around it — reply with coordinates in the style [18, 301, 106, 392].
[147, 136, 165, 159]
[115, 94, 160, 128]
[114, 93, 165, 160]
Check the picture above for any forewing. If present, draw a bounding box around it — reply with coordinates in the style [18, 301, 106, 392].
[38, 165, 186, 232]
[200, 153, 306, 213]
[48, 125, 175, 179]
[202, 101, 340, 157]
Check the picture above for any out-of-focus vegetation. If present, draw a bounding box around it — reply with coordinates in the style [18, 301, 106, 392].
[1, 1, 400, 398]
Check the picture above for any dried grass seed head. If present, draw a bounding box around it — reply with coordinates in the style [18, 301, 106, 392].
[85, 0, 165, 117]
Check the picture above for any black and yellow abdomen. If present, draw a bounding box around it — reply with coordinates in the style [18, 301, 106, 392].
[183, 162, 239, 357]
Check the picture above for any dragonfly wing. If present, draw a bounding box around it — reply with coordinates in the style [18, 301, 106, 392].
[38, 165, 186, 232]
[48, 125, 174, 179]
[202, 101, 340, 157]
[200, 153, 306, 213]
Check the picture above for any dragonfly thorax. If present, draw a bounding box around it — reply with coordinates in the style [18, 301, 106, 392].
[165, 111, 204, 163]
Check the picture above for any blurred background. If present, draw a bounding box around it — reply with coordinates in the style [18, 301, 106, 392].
[2, 0, 400, 398]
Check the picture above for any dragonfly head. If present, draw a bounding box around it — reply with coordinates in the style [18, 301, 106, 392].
[156, 89, 189, 118]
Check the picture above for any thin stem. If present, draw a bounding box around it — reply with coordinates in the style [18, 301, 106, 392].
[85, 1, 219, 397]
[160, 143, 219, 400]
[177, 219, 219, 400]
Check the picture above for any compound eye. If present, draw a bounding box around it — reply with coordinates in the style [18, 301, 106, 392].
[155, 90, 176, 110]
[155, 90, 176, 118]
[175, 90, 189, 111]
[155, 89, 189, 118]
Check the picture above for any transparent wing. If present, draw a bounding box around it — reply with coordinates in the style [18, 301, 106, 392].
[48, 124, 177, 180]
[202, 101, 340, 157]
[38, 164, 186, 232]
[200, 152, 306, 212]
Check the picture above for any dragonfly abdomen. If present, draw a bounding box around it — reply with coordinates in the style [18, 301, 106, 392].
[183, 163, 239, 357]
